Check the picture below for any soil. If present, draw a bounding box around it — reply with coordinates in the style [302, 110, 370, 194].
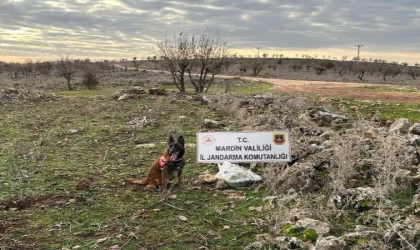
[2, 66, 419, 104]
[240, 77, 420, 104]
[113, 65, 420, 104]
[132, 60, 420, 104]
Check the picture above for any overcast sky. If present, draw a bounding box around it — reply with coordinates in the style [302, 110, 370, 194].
[1, 0, 419, 64]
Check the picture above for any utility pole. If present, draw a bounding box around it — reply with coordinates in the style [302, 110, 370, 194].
[256, 47, 261, 58]
[355, 45, 363, 61]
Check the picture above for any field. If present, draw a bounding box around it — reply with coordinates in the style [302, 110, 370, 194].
[1, 68, 420, 249]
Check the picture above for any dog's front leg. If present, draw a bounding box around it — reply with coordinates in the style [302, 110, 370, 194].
[161, 167, 169, 199]
[177, 169, 183, 188]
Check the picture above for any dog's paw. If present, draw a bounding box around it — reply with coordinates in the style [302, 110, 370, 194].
[160, 190, 169, 200]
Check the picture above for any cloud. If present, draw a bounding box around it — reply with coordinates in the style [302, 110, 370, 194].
[0, 0, 419, 63]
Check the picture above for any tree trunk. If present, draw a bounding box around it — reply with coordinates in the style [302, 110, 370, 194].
[358, 72, 365, 81]
[179, 71, 185, 92]
[67, 79, 72, 90]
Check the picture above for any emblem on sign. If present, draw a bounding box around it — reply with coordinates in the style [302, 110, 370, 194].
[273, 133, 286, 145]
[202, 135, 216, 146]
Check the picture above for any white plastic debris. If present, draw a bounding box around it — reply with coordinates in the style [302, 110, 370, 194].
[215, 161, 262, 187]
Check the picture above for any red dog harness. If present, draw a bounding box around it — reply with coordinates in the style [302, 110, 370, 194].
[158, 156, 184, 168]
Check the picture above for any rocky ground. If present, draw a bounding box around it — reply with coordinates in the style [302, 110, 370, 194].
[199, 93, 420, 249]
[0, 70, 419, 249]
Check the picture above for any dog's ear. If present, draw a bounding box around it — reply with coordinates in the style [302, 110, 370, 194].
[169, 135, 175, 144]
[177, 136, 185, 146]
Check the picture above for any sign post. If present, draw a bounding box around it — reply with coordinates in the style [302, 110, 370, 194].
[197, 131, 291, 163]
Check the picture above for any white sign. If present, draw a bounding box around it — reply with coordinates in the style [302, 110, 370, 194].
[197, 131, 291, 163]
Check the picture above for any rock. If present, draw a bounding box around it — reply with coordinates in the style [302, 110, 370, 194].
[127, 87, 146, 95]
[178, 215, 188, 221]
[364, 129, 378, 140]
[289, 237, 306, 249]
[215, 180, 229, 189]
[396, 169, 412, 180]
[239, 99, 250, 107]
[330, 187, 380, 211]
[315, 236, 346, 250]
[203, 119, 223, 129]
[298, 113, 313, 123]
[409, 135, 420, 147]
[3, 88, 19, 95]
[148, 88, 167, 96]
[341, 230, 381, 241]
[383, 215, 420, 250]
[68, 127, 85, 134]
[0, 88, 55, 104]
[307, 107, 349, 127]
[319, 130, 335, 140]
[126, 117, 149, 129]
[321, 140, 335, 148]
[273, 162, 315, 191]
[255, 233, 274, 243]
[198, 173, 217, 184]
[201, 96, 212, 105]
[412, 194, 420, 206]
[409, 122, 420, 135]
[295, 218, 330, 235]
[308, 138, 322, 146]
[117, 94, 131, 100]
[135, 143, 156, 148]
[113, 87, 146, 100]
[389, 118, 410, 135]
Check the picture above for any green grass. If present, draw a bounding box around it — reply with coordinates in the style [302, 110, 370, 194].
[0, 87, 271, 249]
[2, 81, 420, 249]
[331, 98, 420, 123]
[390, 185, 417, 208]
[346, 85, 419, 93]
[55, 87, 117, 96]
[163, 81, 275, 95]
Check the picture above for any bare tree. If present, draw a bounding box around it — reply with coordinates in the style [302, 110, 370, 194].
[157, 30, 229, 93]
[355, 62, 367, 81]
[22, 59, 34, 77]
[250, 59, 265, 76]
[407, 67, 417, 80]
[239, 63, 249, 74]
[0, 61, 4, 75]
[36, 61, 53, 75]
[56, 56, 77, 90]
[5, 63, 22, 80]
[188, 31, 230, 93]
[132, 57, 139, 71]
[157, 32, 195, 92]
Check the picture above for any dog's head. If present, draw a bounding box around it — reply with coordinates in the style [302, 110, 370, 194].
[167, 135, 185, 161]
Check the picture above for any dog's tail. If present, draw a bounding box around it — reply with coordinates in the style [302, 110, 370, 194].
[125, 177, 147, 185]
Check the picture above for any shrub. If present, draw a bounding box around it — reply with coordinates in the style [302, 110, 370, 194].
[314, 66, 326, 75]
[251, 59, 265, 76]
[320, 61, 335, 70]
[290, 64, 303, 72]
[81, 68, 100, 89]
[239, 63, 249, 74]
[56, 56, 77, 90]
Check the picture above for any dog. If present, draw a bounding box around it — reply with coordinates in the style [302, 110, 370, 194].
[125, 135, 185, 194]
